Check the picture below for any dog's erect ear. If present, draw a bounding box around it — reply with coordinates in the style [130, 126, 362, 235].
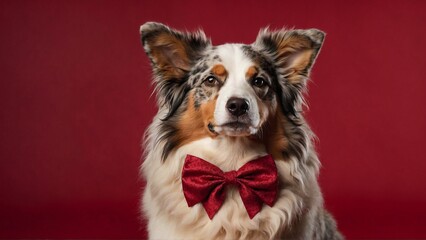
[254, 28, 325, 117]
[254, 28, 325, 86]
[140, 22, 211, 119]
[140, 22, 211, 81]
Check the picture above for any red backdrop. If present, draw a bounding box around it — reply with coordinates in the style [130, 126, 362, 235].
[1, 0, 426, 238]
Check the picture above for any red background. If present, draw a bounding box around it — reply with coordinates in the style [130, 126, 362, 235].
[1, 0, 426, 238]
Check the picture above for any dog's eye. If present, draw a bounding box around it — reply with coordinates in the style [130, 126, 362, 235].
[203, 76, 219, 87]
[252, 77, 266, 88]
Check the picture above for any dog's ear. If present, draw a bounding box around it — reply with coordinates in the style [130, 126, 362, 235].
[140, 22, 211, 119]
[254, 28, 325, 117]
[141, 22, 211, 80]
[254, 28, 325, 85]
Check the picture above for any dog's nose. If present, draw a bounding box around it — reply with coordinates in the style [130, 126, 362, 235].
[226, 97, 249, 117]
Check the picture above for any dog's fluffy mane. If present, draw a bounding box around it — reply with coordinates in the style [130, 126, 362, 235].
[140, 22, 342, 239]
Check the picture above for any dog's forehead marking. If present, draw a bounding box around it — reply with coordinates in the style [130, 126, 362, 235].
[211, 64, 227, 78]
[214, 44, 254, 83]
[246, 66, 258, 79]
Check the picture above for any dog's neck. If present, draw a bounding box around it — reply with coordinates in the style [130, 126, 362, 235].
[194, 136, 267, 172]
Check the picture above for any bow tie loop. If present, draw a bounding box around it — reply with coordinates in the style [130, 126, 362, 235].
[182, 154, 278, 219]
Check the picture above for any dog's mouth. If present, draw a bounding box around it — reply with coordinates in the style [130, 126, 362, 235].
[209, 121, 258, 137]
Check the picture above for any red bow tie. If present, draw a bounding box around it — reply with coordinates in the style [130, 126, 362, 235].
[182, 154, 278, 219]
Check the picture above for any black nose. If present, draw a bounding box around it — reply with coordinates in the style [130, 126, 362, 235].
[226, 97, 249, 117]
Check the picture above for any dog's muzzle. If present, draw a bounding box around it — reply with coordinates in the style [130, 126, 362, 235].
[211, 97, 258, 136]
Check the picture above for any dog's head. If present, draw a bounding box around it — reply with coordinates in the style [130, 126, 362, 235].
[141, 22, 324, 150]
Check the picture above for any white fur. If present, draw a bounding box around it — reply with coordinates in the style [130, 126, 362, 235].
[214, 44, 261, 135]
[142, 129, 313, 239]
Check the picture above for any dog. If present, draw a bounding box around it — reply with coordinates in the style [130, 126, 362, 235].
[139, 22, 343, 239]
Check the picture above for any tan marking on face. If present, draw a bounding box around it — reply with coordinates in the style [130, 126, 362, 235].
[246, 66, 258, 79]
[261, 111, 288, 160]
[176, 92, 217, 147]
[211, 64, 227, 80]
[201, 95, 218, 138]
[255, 98, 268, 128]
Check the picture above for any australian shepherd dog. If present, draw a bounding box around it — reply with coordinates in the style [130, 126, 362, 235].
[139, 22, 343, 239]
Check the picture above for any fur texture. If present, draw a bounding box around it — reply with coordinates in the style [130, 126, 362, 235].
[140, 22, 343, 239]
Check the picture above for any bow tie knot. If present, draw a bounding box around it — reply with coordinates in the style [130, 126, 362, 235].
[224, 170, 238, 185]
[182, 154, 278, 219]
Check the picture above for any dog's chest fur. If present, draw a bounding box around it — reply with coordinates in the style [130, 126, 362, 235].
[143, 135, 311, 239]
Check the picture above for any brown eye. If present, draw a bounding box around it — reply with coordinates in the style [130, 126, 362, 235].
[204, 76, 219, 87]
[252, 77, 266, 88]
